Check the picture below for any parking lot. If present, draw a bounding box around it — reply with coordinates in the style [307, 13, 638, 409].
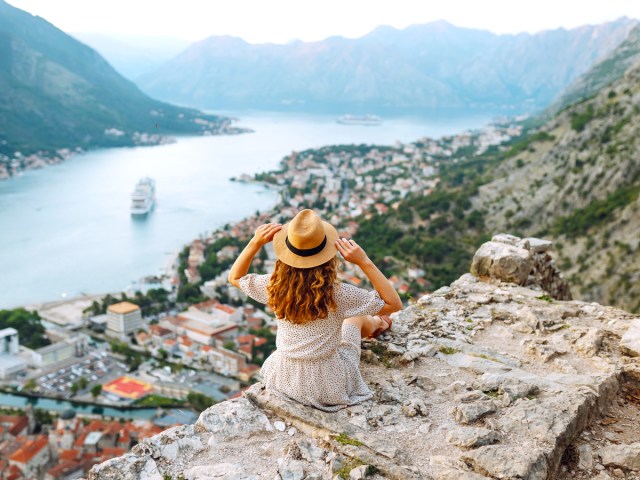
[34, 351, 129, 399]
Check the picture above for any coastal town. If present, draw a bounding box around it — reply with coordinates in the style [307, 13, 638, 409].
[0, 117, 251, 180]
[0, 119, 525, 479]
[0, 295, 264, 479]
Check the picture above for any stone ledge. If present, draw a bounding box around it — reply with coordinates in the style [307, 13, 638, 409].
[87, 237, 640, 480]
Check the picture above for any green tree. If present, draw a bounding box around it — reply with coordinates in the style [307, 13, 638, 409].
[0, 309, 51, 349]
[187, 392, 215, 412]
[22, 379, 37, 392]
[222, 341, 237, 352]
[91, 384, 102, 399]
[78, 377, 88, 390]
[70, 383, 79, 395]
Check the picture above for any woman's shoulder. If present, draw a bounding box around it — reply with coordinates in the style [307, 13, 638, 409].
[335, 280, 363, 293]
[334, 281, 372, 301]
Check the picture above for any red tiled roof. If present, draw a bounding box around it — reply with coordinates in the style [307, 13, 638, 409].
[9, 435, 49, 464]
[74, 432, 88, 448]
[0, 415, 29, 437]
[85, 420, 107, 432]
[150, 325, 172, 337]
[59, 449, 80, 461]
[103, 376, 153, 400]
[215, 304, 236, 314]
[236, 334, 255, 345]
[101, 447, 126, 457]
[117, 429, 130, 446]
[135, 426, 163, 441]
[191, 299, 219, 310]
[6, 464, 22, 480]
[46, 460, 83, 478]
[342, 273, 363, 286]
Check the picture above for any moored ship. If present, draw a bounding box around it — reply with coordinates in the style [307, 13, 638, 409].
[130, 177, 156, 216]
[337, 114, 382, 126]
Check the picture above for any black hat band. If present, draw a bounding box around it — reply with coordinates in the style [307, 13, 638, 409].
[285, 235, 327, 257]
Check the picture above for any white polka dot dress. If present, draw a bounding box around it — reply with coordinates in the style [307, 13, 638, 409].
[238, 273, 385, 412]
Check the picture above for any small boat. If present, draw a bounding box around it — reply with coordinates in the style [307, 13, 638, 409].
[337, 114, 382, 126]
[131, 177, 155, 216]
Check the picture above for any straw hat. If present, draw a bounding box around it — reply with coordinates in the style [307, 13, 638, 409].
[273, 209, 339, 268]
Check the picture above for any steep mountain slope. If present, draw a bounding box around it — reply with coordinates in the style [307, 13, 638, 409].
[0, 0, 227, 157]
[138, 18, 637, 111]
[552, 24, 640, 110]
[474, 62, 640, 312]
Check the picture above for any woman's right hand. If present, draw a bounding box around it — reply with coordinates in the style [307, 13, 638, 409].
[251, 223, 282, 247]
[336, 237, 371, 267]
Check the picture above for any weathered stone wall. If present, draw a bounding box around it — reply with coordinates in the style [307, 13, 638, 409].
[87, 237, 640, 480]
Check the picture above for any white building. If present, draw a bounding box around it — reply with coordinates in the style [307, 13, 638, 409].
[178, 305, 242, 326]
[0, 328, 26, 379]
[205, 346, 246, 377]
[9, 435, 50, 477]
[25, 334, 89, 368]
[0, 327, 19, 354]
[160, 317, 236, 346]
[106, 302, 143, 337]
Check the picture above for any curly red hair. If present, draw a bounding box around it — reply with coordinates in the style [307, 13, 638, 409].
[267, 257, 338, 324]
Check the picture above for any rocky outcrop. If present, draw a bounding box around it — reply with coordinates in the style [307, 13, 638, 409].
[471, 234, 572, 300]
[620, 320, 640, 357]
[88, 238, 640, 480]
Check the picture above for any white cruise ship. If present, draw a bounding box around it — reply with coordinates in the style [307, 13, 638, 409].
[337, 114, 382, 126]
[130, 177, 156, 216]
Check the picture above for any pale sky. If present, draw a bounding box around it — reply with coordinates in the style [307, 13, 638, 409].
[8, 0, 640, 44]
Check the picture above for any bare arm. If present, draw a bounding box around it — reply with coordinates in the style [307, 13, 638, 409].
[228, 223, 282, 288]
[335, 238, 402, 315]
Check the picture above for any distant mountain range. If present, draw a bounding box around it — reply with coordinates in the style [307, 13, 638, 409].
[0, 0, 229, 158]
[71, 32, 191, 80]
[552, 24, 640, 111]
[137, 18, 638, 112]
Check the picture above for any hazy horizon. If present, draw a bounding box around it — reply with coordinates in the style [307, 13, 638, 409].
[7, 0, 640, 44]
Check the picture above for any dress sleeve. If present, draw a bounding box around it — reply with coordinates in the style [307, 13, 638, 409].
[336, 282, 386, 318]
[238, 273, 271, 305]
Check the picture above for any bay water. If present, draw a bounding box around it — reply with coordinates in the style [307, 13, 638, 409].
[0, 110, 498, 308]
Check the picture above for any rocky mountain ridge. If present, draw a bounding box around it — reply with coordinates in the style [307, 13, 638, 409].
[87, 235, 640, 479]
[138, 18, 637, 111]
[552, 24, 640, 111]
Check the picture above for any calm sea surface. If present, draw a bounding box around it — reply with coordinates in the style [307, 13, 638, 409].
[0, 110, 499, 308]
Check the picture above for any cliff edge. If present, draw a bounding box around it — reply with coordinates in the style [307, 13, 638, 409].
[87, 235, 640, 480]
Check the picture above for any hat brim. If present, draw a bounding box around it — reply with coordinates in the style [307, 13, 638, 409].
[273, 221, 339, 269]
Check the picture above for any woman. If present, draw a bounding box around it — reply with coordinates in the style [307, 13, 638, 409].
[228, 209, 402, 411]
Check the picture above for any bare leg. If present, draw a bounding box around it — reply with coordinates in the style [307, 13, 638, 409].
[343, 315, 384, 338]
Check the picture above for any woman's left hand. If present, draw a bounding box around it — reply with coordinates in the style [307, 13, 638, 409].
[336, 237, 370, 266]
[251, 223, 282, 247]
